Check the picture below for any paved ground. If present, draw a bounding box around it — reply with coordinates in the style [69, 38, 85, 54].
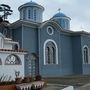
[43, 75, 90, 90]
[42, 84, 68, 90]
[44, 75, 90, 86]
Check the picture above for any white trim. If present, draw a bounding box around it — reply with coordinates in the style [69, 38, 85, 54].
[43, 39, 58, 65]
[47, 26, 54, 35]
[82, 45, 89, 64]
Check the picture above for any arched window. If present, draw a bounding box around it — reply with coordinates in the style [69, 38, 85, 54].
[5, 54, 21, 65]
[83, 46, 89, 64]
[33, 9, 36, 21]
[0, 58, 2, 65]
[44, 39, 58, 65]
[28, 9, 31, 19]
[23, 9, 26, 19]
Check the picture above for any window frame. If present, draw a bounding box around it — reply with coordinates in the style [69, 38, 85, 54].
[5, 54, 22, 65]
[43, 39, 58, 65]
[83, 45, 89, 64]
[47, 26, 54, 35]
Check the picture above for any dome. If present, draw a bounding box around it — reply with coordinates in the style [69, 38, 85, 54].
[51, 12, 71, 30]
[18, 1, 44, 11]
[52, 12, 71, 20]
[53, 12, 67, 18]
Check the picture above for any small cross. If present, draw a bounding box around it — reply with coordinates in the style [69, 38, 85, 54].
[58, 8, 61, 13]
[31, 0, 32, 2]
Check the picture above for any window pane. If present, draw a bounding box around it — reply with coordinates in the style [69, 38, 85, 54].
[84, 47, 88, 64]
[28, 9, 31, 19]
[45, 41, 56, 64]
[34, 9, 36, 21]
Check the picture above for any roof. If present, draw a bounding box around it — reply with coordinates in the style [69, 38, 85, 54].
[10, 19, 40, 29]
[53, 12, 67, 18]
[0, 49, 27, 54]
[18, 1, 44, 11]
[52, 12, 71, 20]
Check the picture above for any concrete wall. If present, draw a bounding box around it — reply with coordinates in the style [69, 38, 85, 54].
[0, 52, 24, 80]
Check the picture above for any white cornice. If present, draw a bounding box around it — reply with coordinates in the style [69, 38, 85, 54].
[10, 20, 40, 29]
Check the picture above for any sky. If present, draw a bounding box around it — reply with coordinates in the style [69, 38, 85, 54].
[0, 0, 90, 32]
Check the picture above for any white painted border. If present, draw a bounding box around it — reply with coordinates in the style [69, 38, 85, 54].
[43, 39, 58, 65]
[47, 26, 54, 35]
[82, 45, 89, 64]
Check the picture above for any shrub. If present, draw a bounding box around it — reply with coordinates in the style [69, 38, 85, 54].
[22, 76, 32, 83]
[35, 75, 42, 81]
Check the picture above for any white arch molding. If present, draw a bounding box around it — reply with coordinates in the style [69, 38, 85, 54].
[83, 45, 89, 64]
[43, 39, 58, 65]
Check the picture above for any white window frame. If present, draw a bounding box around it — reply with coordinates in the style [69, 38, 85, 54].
[83, 45, 89, 64]
[43, 39, 58, 65]
[47, 26, 54, 35]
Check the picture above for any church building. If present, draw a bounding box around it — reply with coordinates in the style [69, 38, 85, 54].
[1, 1, 90, 77]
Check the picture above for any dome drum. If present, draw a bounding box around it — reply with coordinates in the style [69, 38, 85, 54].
[18, 1, 44, 23]
[52, 12, 71, 30]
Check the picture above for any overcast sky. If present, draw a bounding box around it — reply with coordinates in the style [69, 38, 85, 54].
[0, 0, 90, 31]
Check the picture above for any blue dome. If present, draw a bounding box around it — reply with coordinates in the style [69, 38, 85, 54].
[18, 1, 44, 11]
[52, 12, 67, 18]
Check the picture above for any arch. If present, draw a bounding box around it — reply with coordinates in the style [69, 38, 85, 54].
[44, 39, 58, 65]
[83, 45, 89, 64]
[5, 54, 22, 65]
[39, 20, 63, 31]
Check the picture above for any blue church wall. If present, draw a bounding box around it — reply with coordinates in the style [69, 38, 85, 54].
[72, 35, 83, 74]
[22, 25, 38, 53]
[60, 33, 73, 75]
[39, 24, 62, 77]
[81, 35, 90, 74]
[22, 25, 38, 75]
[39, 23, 73, 77]
[12, 27, 22, 48]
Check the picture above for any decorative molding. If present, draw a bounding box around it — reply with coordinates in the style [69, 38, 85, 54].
[43, 39, 58, 65]
[47, 26, 54, 35]
[82, 45, 89, 64]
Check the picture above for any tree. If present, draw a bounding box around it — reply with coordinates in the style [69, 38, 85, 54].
[0, 4, 13, 21]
